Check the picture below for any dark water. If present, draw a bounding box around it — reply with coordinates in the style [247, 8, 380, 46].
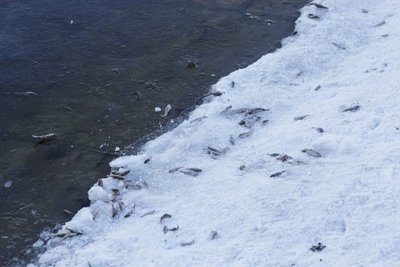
[0, 0, 306, 265]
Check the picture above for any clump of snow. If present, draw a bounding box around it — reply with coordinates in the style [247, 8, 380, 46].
[37, 0, 400, 266]
[3, 180, 12, 188]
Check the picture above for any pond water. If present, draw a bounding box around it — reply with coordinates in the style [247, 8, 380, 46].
[0, 0, 306, 265]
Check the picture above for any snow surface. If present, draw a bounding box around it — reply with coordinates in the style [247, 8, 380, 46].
[36, 0, 400, 266]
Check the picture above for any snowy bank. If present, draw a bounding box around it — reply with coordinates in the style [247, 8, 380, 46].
[36, 0, 400, 266]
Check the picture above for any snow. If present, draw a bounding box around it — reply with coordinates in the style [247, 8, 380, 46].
[37, 0, 400, 266]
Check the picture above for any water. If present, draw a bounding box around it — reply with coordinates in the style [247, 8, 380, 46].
[0, 0, 306, 265]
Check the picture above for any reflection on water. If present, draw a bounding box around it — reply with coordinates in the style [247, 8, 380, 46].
[0, 0, 306, 265]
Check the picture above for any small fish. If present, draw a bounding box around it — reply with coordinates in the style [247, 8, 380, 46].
[169, 167, 183, 173]
[270, 171, 286, 178]
[278, 154, 292, 162]
[294, 115, 309, 121]
[160, 213, 172, 223]
[180, 240, 195, 247]
[308, 14, 320, 19]
[314, 85, 322, 91]
[332, 42, 346, 50]
[110, 174, 125, 180]
[14, 91, 37, 96]
[210, 231, 218, 240]
[229, 135, 235, 145]
[140, 210, 156, 217]
[310, 3, 328, 9]
[190, 116, 208, 123]
[342, 105, 360, 112]
[310, 242, 326, 252]
[111, 189, 120, 197]
[301, 148, 322, 158]
[313, 127, 324, 133]
[239, 131, 253, 138]
[162, 104, 172, 117]
[32, 133, 56, 144]
[180, 168, 202, 177]
[163, 225, 179, 234]
[144, 157, 151, 164]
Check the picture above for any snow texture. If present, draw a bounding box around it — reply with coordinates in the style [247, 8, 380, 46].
[36, 0, 400, 266]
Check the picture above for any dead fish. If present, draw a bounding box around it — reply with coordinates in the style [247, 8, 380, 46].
[239, 131, 253, 138]
[111, 189, 120, 197]
[262, 119, 269, 125]
[32, 133, 56, 144]
[119, 169, 130, 176]
[308, 14, 320, 19]
[207, 147, 228, 158]
[220, 105, 233, 114]
[162, 104, 172, 117]
[169, 167, 183, 173]
[301, 148, 322, 158]
[270, 171, 286, 178]
[180, 168, 202, 177]
[125, 181, 147, 190]
[314, 85, 322, 91]
[160, 213, 172, 223]
[14, 91, 37, 96]
[277, 154, 292, 162]
[313, 127, 324, 133]
[247, 108, 269, 115]
[63, 209, 74, 215]
[374, 21, 386, 27]
[239, 116, 261, 128]
[163, 225, 179, 234]
[203, 91, 223, 98]
[141, 210, 156, 217]
[229, 135, 235, 145]
[180, 240, 195, 247]
[332, 42, 346, 50]
[268, 153, 280, 157]
[309, 3, 328, 9]
[342, 105, 360, 112]
[124, 206, 135, 218]
[111, 174, 125, 180]
[231, 81, 235, 88]
[294, 115, 309, 121]
[239, 165, 246, 171]
[190, 116, 208, 123]
[210, 231, 218, 240]
[54, 229, 82, 239]
[144, 157, 151, 164]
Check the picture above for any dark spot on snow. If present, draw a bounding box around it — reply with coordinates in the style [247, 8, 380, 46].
[310, 242, 326, 252]
[270, 171, 286, 178]
[231, 81, 235, 88]
[332, 42, 346, 50]
[160, 213, 172, 223]
[239, 131, 253, 138]
[239, 165, 246, 171]
[301, 148, 322, 158]
[314, 85, 321, 91]
[361, 9, 368, 13]
[342, 105, 360, 112]
[163, 225, 179, 234]
[314, 127, 324, 133]
[294, 115, 309, 121]
[210, 231, 218, 240]
[308, 14, 320, 19]
[374, 21, 386, 27]
[309, 3, 328, 9]
[180, 240, 195, 247]
[144, 157, 151, 164]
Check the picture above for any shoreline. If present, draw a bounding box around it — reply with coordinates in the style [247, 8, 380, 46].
[34, 0, 400, 266]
